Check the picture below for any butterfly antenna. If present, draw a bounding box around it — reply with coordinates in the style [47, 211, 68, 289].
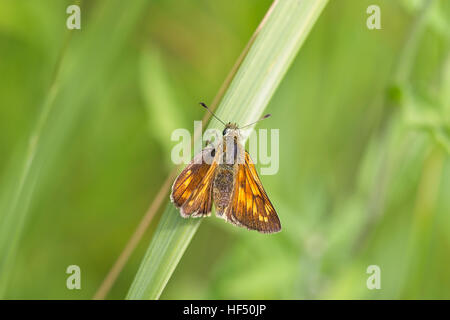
[199, 102, 226, 126]
[239, 114, 271, 129]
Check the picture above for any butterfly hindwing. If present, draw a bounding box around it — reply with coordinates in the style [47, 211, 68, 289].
[225, 151, 281, 233]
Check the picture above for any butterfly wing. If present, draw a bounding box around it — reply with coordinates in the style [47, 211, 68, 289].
[170, 145, 218, 217]
[225, 151, 281, 233]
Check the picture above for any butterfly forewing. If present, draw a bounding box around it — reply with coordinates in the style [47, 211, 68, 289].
[171, 146, 218, 217]
[225, 151, 281, 233]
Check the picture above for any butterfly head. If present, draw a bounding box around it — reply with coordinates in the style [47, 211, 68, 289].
[222, 122, 239, 136]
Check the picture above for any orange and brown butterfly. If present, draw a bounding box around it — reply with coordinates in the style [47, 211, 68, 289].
[170, 103, 281, 234]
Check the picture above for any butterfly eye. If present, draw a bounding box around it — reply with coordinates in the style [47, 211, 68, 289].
[222, 128, 228, 136]
[210, 149, 216, 157]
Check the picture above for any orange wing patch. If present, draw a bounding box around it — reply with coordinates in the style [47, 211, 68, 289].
[225, 151, 281, 233]
[171, 147, 217, 217]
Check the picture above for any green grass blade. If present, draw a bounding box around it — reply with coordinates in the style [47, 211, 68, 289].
[126, 0, 329, 300]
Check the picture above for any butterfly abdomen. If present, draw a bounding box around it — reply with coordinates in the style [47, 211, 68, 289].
[213, 164, 235, 216]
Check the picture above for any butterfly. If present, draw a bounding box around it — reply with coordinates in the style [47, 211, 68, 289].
[170, 103, 281, 233]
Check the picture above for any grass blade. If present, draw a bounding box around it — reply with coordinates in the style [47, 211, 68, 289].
[126, 0, 329, 300]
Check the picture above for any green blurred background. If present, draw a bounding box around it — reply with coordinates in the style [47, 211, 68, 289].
[0, 0, 449, 299]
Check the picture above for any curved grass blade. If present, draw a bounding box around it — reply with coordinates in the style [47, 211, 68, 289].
[127, 0, 329, 300]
